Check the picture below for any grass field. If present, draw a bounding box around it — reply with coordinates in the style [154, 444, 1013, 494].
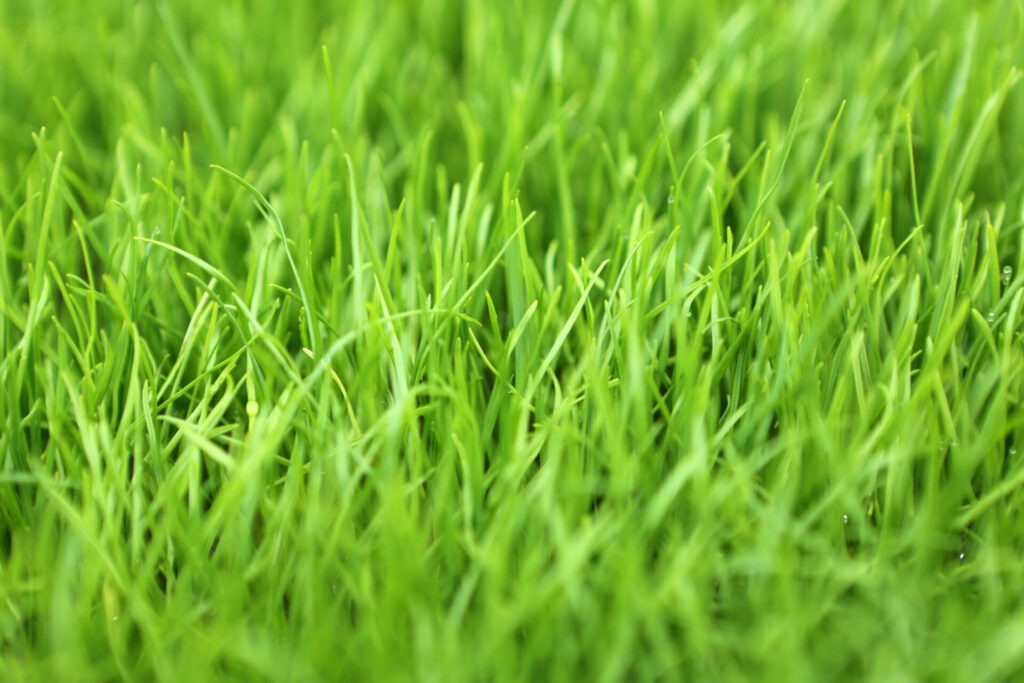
[2, 0, 1024, 680]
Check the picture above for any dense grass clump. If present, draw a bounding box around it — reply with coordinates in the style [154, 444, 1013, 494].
[2, 1, 1024, 680]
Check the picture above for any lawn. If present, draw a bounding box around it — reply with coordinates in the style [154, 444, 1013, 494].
[2, 0, 1024, 680]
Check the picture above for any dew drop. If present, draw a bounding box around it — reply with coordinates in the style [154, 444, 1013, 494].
[987, 311, 996, 323]
[842, 514, 849, 525]
[1010, 447, 1018, 456]
[959, 551, 966, 561]
[1003, 265, 1013, 284]
[667, 191, 675, 205]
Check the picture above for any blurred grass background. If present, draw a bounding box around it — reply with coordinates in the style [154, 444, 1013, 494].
[2, 1, 1024, 680]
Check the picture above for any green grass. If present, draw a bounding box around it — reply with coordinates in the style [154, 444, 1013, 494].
[2, 0, 1024, 680]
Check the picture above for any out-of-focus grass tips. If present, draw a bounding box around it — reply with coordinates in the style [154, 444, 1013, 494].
[2, 0, 1024, 681]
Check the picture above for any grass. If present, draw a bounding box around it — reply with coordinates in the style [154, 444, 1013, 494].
[2, 0, 1024, 680]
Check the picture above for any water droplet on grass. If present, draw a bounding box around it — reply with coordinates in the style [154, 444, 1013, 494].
[1010, 447, 1017, 456]
[843, 514, 849, 525]
[1003, 265, 1013, 284]
[667, 188, 676, 205]
[987, 311, 996, 323]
